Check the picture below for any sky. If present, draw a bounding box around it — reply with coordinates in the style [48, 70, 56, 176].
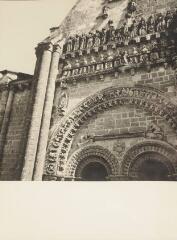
[0, 0, 77, 74]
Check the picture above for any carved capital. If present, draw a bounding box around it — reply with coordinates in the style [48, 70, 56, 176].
[53, 43, 61, 54]
[11, 81, 31, 91]
[35, 42, 53, 57]
[0, 82, 9, 91]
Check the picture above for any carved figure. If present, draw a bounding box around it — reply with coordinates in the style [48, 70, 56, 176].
[150, 41, 159, 62]
[138, 18, 147, 36]
[88, 56, 96, 72]
[129, 20, 137, 39]
[146, 122, 164, 140]
[96, 54, 105, 71]
[115, 29, 123, 44]
[113, 140, 125, 157]
[147, 15, 156, 34]
[87, 32, 94, 49]
[62, 60, 72, 78]
[123, 22, 130, 42]
[140, 45, 150, 63]
[73, 59, 80, 75]
[101, 28, 107, 45]
[73, 34, 80, 51]
[131, 46, 139, 63]
[66, 37, 73, 53]
[93, 30, 101, 48]
[105, 52, 113, 69]
[114, 50, 122, 66]
[156, 13, 165, 32]
[80, 34, 87, 50]
[165, 11, 173, 29]
[127, 0, 137, 15]
[122, 51, 129, 64]
[77, 134, 93, 147]
[109, 26, 116, 42]
[57, 91, 69, 117]
[81, 57, 88, 74]
[102, 5, 110, 17]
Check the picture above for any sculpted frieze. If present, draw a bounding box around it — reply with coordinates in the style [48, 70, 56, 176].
[62, 8, 176, 56]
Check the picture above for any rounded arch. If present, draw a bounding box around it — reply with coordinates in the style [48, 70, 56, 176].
[65, 145, 119, 179]
[122, 140, 177, 179]
[45, 85, 177, 177]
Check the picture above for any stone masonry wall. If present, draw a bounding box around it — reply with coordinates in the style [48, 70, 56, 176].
[54, 65, 176, 116]
[0, 88, 31, 180]
[0, 90, 8, 130]
[68, 104, 176, 159]
[52, 64, 177, 161]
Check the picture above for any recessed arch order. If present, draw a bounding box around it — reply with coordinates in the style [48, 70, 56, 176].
[122, 140, 177, 179]
[44, 85, 177, 178]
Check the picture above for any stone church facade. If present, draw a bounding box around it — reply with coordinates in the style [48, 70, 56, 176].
[0, 0, 177, 181]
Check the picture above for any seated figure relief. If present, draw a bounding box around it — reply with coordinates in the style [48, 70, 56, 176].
[63, 8, 176, 55]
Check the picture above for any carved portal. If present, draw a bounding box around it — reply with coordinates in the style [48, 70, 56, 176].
[44, 85, 177, 179]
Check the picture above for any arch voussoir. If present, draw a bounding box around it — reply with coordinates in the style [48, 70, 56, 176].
[65, 145, 119, 178]
[44, 85, 177, 178]
[122, 140, 177, 177]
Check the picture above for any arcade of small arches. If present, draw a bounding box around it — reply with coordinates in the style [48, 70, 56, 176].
[43, 85, 177, 181]
[64, 141, 177, 181]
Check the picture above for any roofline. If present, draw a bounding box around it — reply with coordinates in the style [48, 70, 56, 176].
[0, 70, 33, 79]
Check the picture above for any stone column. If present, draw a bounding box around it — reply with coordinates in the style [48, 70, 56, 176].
[21, 42, 53, 181]
[0, 84, 15, 161]
[32, 43, 61, 181]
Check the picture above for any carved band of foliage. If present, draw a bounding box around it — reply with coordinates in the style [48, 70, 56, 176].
[45, 85, 177, 177]
[65, 145, 118, 178]
[122, 140, 177, 176]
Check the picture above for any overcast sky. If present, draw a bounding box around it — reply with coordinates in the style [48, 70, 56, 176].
[0, 0, 77, 74]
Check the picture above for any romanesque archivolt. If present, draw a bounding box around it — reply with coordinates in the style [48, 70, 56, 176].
[65, 145, 119, 179]
[44, 85, 177, 178]
[121, 140, 177, 179]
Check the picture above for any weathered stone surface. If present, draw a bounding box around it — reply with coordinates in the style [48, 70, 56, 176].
[1, 0, 177, 181]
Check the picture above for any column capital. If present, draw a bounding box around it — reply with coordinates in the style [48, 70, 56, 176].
[0, 75, 15, 90]
[35, 42, 53, 57]
[53, 43, 61, 54]
[0, 81, 9, 90]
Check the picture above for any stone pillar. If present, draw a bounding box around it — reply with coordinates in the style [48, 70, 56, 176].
[21, 42, 53, 181]
[0, 84, 15, 161]
[32, 43, 61, 181]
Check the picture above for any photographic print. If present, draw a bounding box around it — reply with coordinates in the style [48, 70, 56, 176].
[0, 0, 177, 181]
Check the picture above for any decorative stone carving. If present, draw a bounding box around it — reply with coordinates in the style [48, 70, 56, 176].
[61, 35, 177, 81]
[122, 140, 177, 176]
[62, 8, 177, 57]
[45, 85, 177, 177]
[127, 0, 137, 16]
[56, 89, 69, 117]
[102, 6, 110, 19]
[65, 145, 119, 178]
[113, 140, 126, 158]
[145, 122, 164, 140]
[77, 134, 93, 147]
